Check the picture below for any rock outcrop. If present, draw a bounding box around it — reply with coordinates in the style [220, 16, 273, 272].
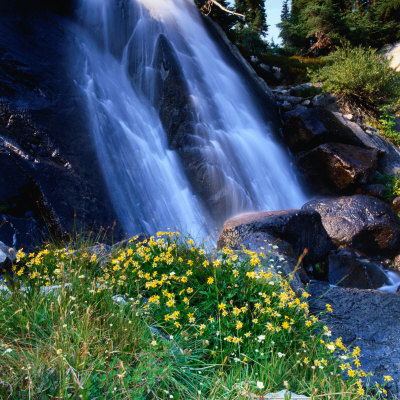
[309, 282, 400, 397]
[281, 103, 400, 195]
[217, 209, 333, 265]
[283, 106, 366, 153]
[303, 195, 400, 257]
[0, 6, 121, 249]
[297, 142, 378, 191]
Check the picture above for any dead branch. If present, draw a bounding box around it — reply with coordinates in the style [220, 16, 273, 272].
[201, 0, 245, 18]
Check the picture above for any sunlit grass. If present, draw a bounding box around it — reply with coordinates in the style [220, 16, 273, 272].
[0, 233, 391, 399]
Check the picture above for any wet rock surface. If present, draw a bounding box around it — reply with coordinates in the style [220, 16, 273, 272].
[309, 281, 400, 397]
[297, 142, 379, 191]
[303, 195, 400, 257]
[0, 241, 15, 272]
[328, 248, 389, 289]
[0, 6, 125, 248]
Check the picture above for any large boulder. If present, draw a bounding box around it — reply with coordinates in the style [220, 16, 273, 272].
[217, 209, 333, 265]
[302, 195, 400, 256]
[335, 115, 400, 175]
[297, 142, 379, 191]
[283, 106, 367, 153]
[328, 248, 389, 289]
[283, 106, 400, 175]
[309, 281, 400, 396]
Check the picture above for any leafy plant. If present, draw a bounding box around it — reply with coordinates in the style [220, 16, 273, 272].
[311, 46, 400, 113]
[0, 233, 392, 399]
[373, 110, 400, 147]
[377, 173, 400, 201]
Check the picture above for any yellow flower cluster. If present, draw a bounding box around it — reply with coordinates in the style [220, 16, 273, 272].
[10, 231, 389, 398]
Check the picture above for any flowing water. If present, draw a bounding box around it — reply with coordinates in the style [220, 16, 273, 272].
[75, 0, 306, 240]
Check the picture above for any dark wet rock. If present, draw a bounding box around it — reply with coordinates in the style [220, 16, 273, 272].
[309, 281, 400, 396]
[328, 248, 389, 289]
[275, 94, 303, 106]
[0, 241, 15, 272]
[312, 93, 339, 112]
[217, 209, 334, 265]
[283, 106, 367, 153]
[0, 215, 43, 251]
[297, 142, 379, 191]
[303, 195, 400, 257]
[153, 34, 196, 151]
[364, 184, 386, 199]
[0, 8, 122, 246]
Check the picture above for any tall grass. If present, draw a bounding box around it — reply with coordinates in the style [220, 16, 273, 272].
[0, 233, 391, 399]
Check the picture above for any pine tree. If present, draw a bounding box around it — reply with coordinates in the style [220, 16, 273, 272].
[235, 0, 268, 35]
[280, 0, 290, 21]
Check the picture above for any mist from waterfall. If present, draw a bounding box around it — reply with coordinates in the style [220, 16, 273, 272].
[75, 0, 307, 240]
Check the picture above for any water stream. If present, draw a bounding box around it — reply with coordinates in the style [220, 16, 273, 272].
[75, 0, 306, 240]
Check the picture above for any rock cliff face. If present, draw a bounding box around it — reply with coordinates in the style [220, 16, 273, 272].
[0, 5, 120, 249]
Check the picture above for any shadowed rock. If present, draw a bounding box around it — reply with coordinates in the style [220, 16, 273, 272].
[217, 209, 333, 265]
[309, 281, 400, 397]
[297, 142, 379, 191]
[328, 248, 389, 289]
[303, 195, 400, 257]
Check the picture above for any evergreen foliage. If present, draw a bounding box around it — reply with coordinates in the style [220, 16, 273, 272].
[234, 0, 268, 35]
[280, 0, 400, 55]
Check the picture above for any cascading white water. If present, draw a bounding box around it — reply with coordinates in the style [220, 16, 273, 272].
[75, 0, 307, 240]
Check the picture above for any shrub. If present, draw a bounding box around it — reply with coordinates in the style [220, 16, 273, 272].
[311, 46, 400, 113]
[234, 28, 268, 55]
[372, 110, 400, 147]
[0, 233, 391, 399]
[377, 173, 400, 201]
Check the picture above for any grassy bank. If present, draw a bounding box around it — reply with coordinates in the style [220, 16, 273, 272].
[0, 233, 391, 399]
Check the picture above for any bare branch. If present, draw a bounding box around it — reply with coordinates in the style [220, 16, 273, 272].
[201, 0, 245, 18]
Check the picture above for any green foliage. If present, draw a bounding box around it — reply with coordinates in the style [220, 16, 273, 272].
[253, 53, 325, 85]
[377, 173, 400, 201]
[311, 46, 400, 111]
[0, 233, 391, 399]
[279, 0, 400, 55]
[371, 110, 400, 146]
[233, 28, 268, 55]
[235, 0, 268, 35]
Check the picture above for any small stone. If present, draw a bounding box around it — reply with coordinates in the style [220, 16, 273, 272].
[259, 63, 271, 72]
[392, 196, 400, 214]
[343, 113, 353, 120]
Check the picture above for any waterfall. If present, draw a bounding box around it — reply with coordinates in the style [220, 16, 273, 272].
[75, 0, 306, 240]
